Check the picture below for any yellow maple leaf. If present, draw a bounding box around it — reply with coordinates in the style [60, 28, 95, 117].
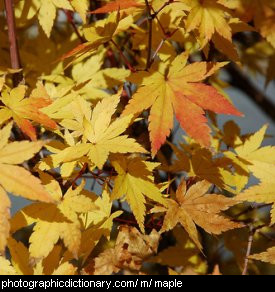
[225, 125, 275, 190]
[38, 0, 72, 37]
[0, 67, 22, 93]
[42, 50, 130, 109]
[184, 0, 232, 45]
[4, 239, 76, 275]
[250, 247, 275, 265]
[11, 175, 96, 259]
[236, 183, 275, 225]
[0, 123, 53, 252]
[7, 237, 33, 275]
[37, 130, 88, 178]
[160, 180, 241, 250]
[0, 186, 10, 255]
[70, 0, 89, 23]
[0, 124, 51, 202]
[62, 11, 120, 62]
[182, 0, 253, 60]
[81, 185, 113, 227]
[52, 262, 77, 275]
[111, 154, 167, 232]
[78, 185, 123, 261]
[226, 0, 275, 48]
[54, 94, 147, 169]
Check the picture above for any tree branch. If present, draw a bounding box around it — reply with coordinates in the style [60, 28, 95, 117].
[227, 64, 275, 123]
[242, 225, 255, 276]
[4, 0, 23, 86]
[64, 10, 85, 43]
[110, 39, 136, 73]
[145, 0, 153, 70]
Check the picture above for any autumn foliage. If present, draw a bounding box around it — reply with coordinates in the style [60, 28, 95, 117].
[0, 0, 275, 275]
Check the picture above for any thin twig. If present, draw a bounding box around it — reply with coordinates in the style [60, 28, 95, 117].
[64, 163, 88, 190]
[258, 231, 275, 242]
[234, 203, 273, 218]
[145, 0, 153, 70]
[151, 0, 175, 19]
[4, 0, 23, 86]
[150, 39, 165, 63]
[64, 10, 85, 43]
[242, 224, 255, 276]
[110, 39, 136, 72]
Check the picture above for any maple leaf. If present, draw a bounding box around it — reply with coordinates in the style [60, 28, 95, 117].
[123, 53, 242, 156]
[225, 125, 275, 190]
[81, 185, 115, 227]
[36, 131, 82, 179]
[76, 184, 123, 262]
[250, 247, 275, 265]
[11, 175, 96, 259]
[62, 11, 120, 62]
[0, 123, 53, 253]
[184, 0, 233, 45]
[52, 262, 77, 275]
[7, 237, 33, 275]
[150, 226, 204, 268]
[236, 183, 275, 225]
[227, 0, 275, 48]
[90, 0, 143, 14]
[70, 0, 89, 23]
[182, 0, 253, 60]
[0, 186, 10, 255]
[43, 51, 130, 109]
[4, 238, 76, 275]
[168, 144, 237, 193]
[111, 154, 167, 232]
[84, 225, 160, 275]
[159, 180, 241, 250]
[38, 0, 72, 37]
[0, 84, 57, 140]
[0, 68, 22, 93]
[54, 94, 147, 169]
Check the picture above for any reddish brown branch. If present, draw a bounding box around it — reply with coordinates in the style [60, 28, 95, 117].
[65, 163, 88, 190]
[110, 39, 136, 72]
[64, 10, 85, 43]
[151, 0, 175, 19]
[145, 0, 153, 70]
[4, 0, 23, 86]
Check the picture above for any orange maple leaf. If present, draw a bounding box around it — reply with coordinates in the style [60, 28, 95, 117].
[157, 180, 241, 250]
[0, 85, 57, 140]
[90, 0, 142, 14]
[123, 53, 243, 156]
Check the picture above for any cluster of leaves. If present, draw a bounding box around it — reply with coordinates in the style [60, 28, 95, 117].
[0, 0, 275, 275]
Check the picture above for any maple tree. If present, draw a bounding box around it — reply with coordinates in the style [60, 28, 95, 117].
[0, 0, 274, 275]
